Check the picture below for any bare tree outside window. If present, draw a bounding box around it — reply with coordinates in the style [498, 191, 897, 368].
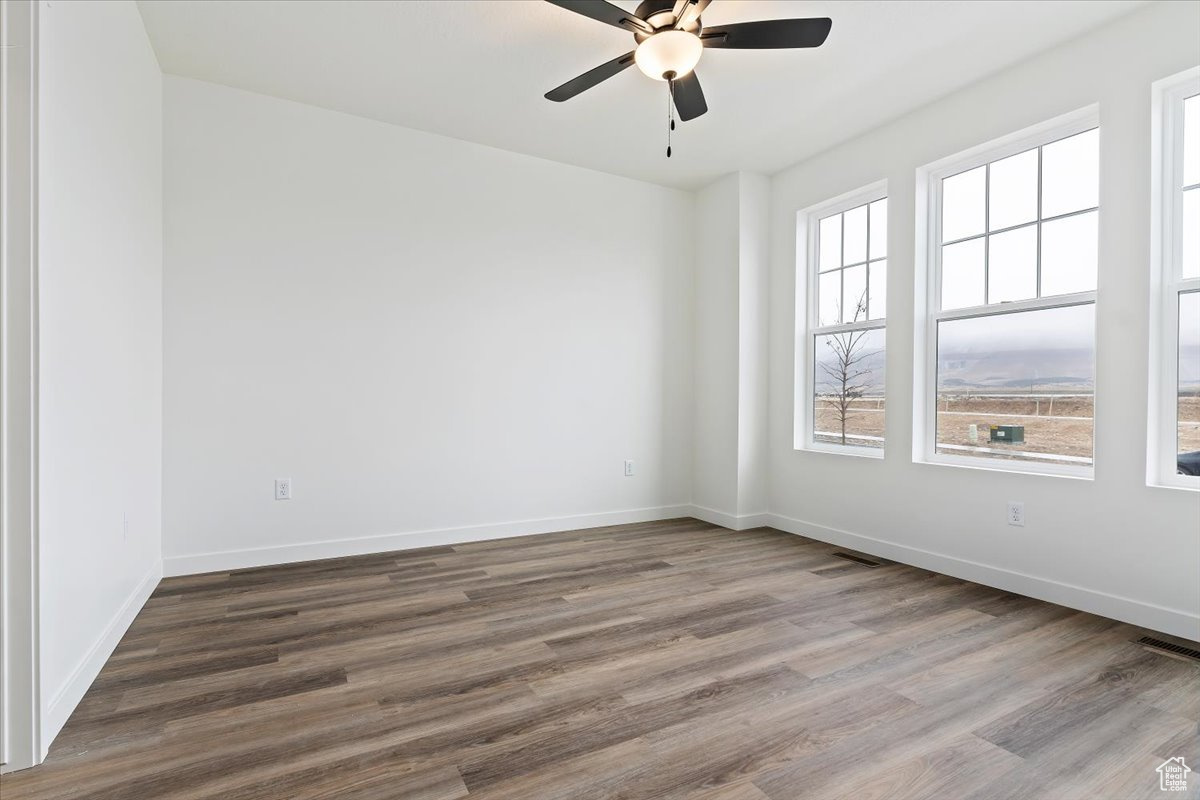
[816, 292, 883, 446]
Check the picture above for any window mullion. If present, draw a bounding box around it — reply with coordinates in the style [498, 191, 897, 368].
[932, 291, 1096, 323]
[1039, 205, 1100, 226]
[865, 206, 872, 320]
[839, 211, 847, 323]
[1036, 144, 1044, 298]
[942, 231, 988, 248]
[812, 320, 885, 336]
[983, 162, 991, 305]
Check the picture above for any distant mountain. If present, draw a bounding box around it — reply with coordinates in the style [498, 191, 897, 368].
[1182, 344, 1200, 390]
[813, 341, 1197, 394]
[937, 347, 1093, 392]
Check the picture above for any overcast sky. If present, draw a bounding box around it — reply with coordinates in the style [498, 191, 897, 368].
[939, 303, 1095, 351]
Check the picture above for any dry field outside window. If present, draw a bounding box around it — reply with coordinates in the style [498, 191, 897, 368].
[815, 394, 1200, 461]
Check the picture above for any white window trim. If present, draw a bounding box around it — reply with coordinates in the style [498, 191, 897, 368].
[914, 105, 1100, 479]
[1, 0, 42, 772]
[795, 180, 888, 458]
[1149, 68, 1200, 490]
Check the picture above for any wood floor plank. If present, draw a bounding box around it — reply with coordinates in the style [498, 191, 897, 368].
[800, 733, 1023, 800]
[2, 518, 1196, 800]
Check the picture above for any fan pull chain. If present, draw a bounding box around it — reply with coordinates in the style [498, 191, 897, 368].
[666, 78, 674, 158]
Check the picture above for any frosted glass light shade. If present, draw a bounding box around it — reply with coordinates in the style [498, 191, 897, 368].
[634, 31, 702, 81]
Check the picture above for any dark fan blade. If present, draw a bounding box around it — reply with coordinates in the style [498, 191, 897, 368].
[701, 18, 832, 49]
[674, 0, 712, 29]
[545, 0, 653, 35]
[672, 71, 707, 121]
[545, 51, 636, 102]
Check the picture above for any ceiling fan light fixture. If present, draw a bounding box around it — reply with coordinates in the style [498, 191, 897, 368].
[634, 30, 702, 81]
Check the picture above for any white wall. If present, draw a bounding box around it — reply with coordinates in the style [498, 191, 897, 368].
[692, 172, 771, 526]
[766, 1, 1200, 639]
[692, 175, 741, 518]
[736, 173, 770, 519]
[37, 0, 163, 752]
[161, 77, 694, 574]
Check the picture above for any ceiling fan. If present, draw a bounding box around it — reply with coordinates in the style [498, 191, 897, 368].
[543, 0, 832, 154]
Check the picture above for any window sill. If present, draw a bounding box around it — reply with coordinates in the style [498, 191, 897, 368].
[916, 452, 1093, 480]
[1148, 476, 1200, 492]
[797, 442, 886, 460]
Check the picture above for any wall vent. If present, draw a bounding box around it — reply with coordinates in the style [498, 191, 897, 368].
[831, 551, 885, 568]
[1137, 636, 1200, 663]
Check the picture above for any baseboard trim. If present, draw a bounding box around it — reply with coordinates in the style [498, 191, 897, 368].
[765, 512, 1200, 641]
[163, 505, 694, 577]
[42, 560, 162, 756]
[688, 505, 771, 531]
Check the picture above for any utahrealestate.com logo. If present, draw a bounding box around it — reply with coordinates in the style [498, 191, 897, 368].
[1157, 757, 1191, 792]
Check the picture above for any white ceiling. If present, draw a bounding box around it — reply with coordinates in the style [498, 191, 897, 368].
[136, 0, 1145, 190]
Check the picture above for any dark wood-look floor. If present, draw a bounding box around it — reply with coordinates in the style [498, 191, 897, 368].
[3, 519, 1198, 800]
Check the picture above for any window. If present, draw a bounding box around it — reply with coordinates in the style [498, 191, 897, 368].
[1152, 69, 1200, 489]
[920, 110, 1099, 475]
[798, 183, 887, 455]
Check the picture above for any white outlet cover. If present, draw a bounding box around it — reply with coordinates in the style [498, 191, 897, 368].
[1007, 501, 1025, 527]
[275, 478, 292, 500]
[624, 459, 634, 477]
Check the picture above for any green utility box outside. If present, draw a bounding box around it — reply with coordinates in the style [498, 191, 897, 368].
[989, 425, 1025, 444]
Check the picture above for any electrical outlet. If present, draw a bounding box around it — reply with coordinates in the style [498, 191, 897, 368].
[624, 459, 634, 477]
[275, 478, 292, 501]
[1007, 501, 1025, 527]
[123, 511, 128, 540]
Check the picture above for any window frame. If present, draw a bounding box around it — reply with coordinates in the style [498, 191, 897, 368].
[1150, 68, 1200, 490]
[916, 106, 1100, 479]
[796, 180, 888, 458]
